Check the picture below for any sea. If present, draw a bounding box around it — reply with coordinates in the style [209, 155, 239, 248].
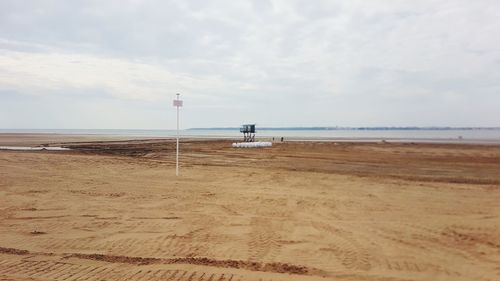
[2, 128, 500, 143]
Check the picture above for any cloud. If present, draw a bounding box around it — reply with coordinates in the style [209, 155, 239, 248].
[1, 0, 500, 128]
[0, 45, 256, 103]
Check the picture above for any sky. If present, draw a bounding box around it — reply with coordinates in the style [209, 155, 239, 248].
[1, 0, 499, 129]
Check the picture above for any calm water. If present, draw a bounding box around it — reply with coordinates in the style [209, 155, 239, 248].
[2, 128, 500, 141]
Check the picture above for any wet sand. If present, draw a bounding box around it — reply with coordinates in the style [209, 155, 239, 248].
[0, 134, 499, 280]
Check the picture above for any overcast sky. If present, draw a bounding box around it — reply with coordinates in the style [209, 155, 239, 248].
[1, 0, 499, 129]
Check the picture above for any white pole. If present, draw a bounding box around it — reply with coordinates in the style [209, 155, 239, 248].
[176, 93, 180, 176]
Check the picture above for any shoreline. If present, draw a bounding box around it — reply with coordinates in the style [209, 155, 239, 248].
[1, 133, 500, 146]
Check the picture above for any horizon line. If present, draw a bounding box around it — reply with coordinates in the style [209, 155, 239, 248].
[2, 126, 500, 131]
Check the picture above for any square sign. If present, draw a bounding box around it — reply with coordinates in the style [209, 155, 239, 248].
[173, 100, 183, 107]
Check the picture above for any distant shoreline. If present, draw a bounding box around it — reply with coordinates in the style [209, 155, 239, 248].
[2, 127, 500, 145]
[188, 126, 500, 131]
[2, 133, 500, 146]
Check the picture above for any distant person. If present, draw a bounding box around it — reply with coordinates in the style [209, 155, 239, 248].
[281, 137, 284, 142]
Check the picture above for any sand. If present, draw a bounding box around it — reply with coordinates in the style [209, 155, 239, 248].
[0, 135, 499, 281]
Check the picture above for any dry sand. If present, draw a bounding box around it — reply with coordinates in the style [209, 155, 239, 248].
[0, 134, 499, 281]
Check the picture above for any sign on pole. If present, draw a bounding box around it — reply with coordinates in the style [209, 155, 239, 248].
[173, 93, 183, 176]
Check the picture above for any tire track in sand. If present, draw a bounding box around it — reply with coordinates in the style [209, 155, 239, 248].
[0, 245, 320, 279]
[0, 256, 283, 281]
[25, 232, 210, 258]
[311, 221, 372, 271]
[247, 217, 281, 262]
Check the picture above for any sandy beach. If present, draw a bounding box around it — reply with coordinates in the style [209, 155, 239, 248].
[1, 134, 499, 281]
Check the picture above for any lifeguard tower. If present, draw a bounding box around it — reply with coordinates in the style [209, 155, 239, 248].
[240, 124, 256, 142]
